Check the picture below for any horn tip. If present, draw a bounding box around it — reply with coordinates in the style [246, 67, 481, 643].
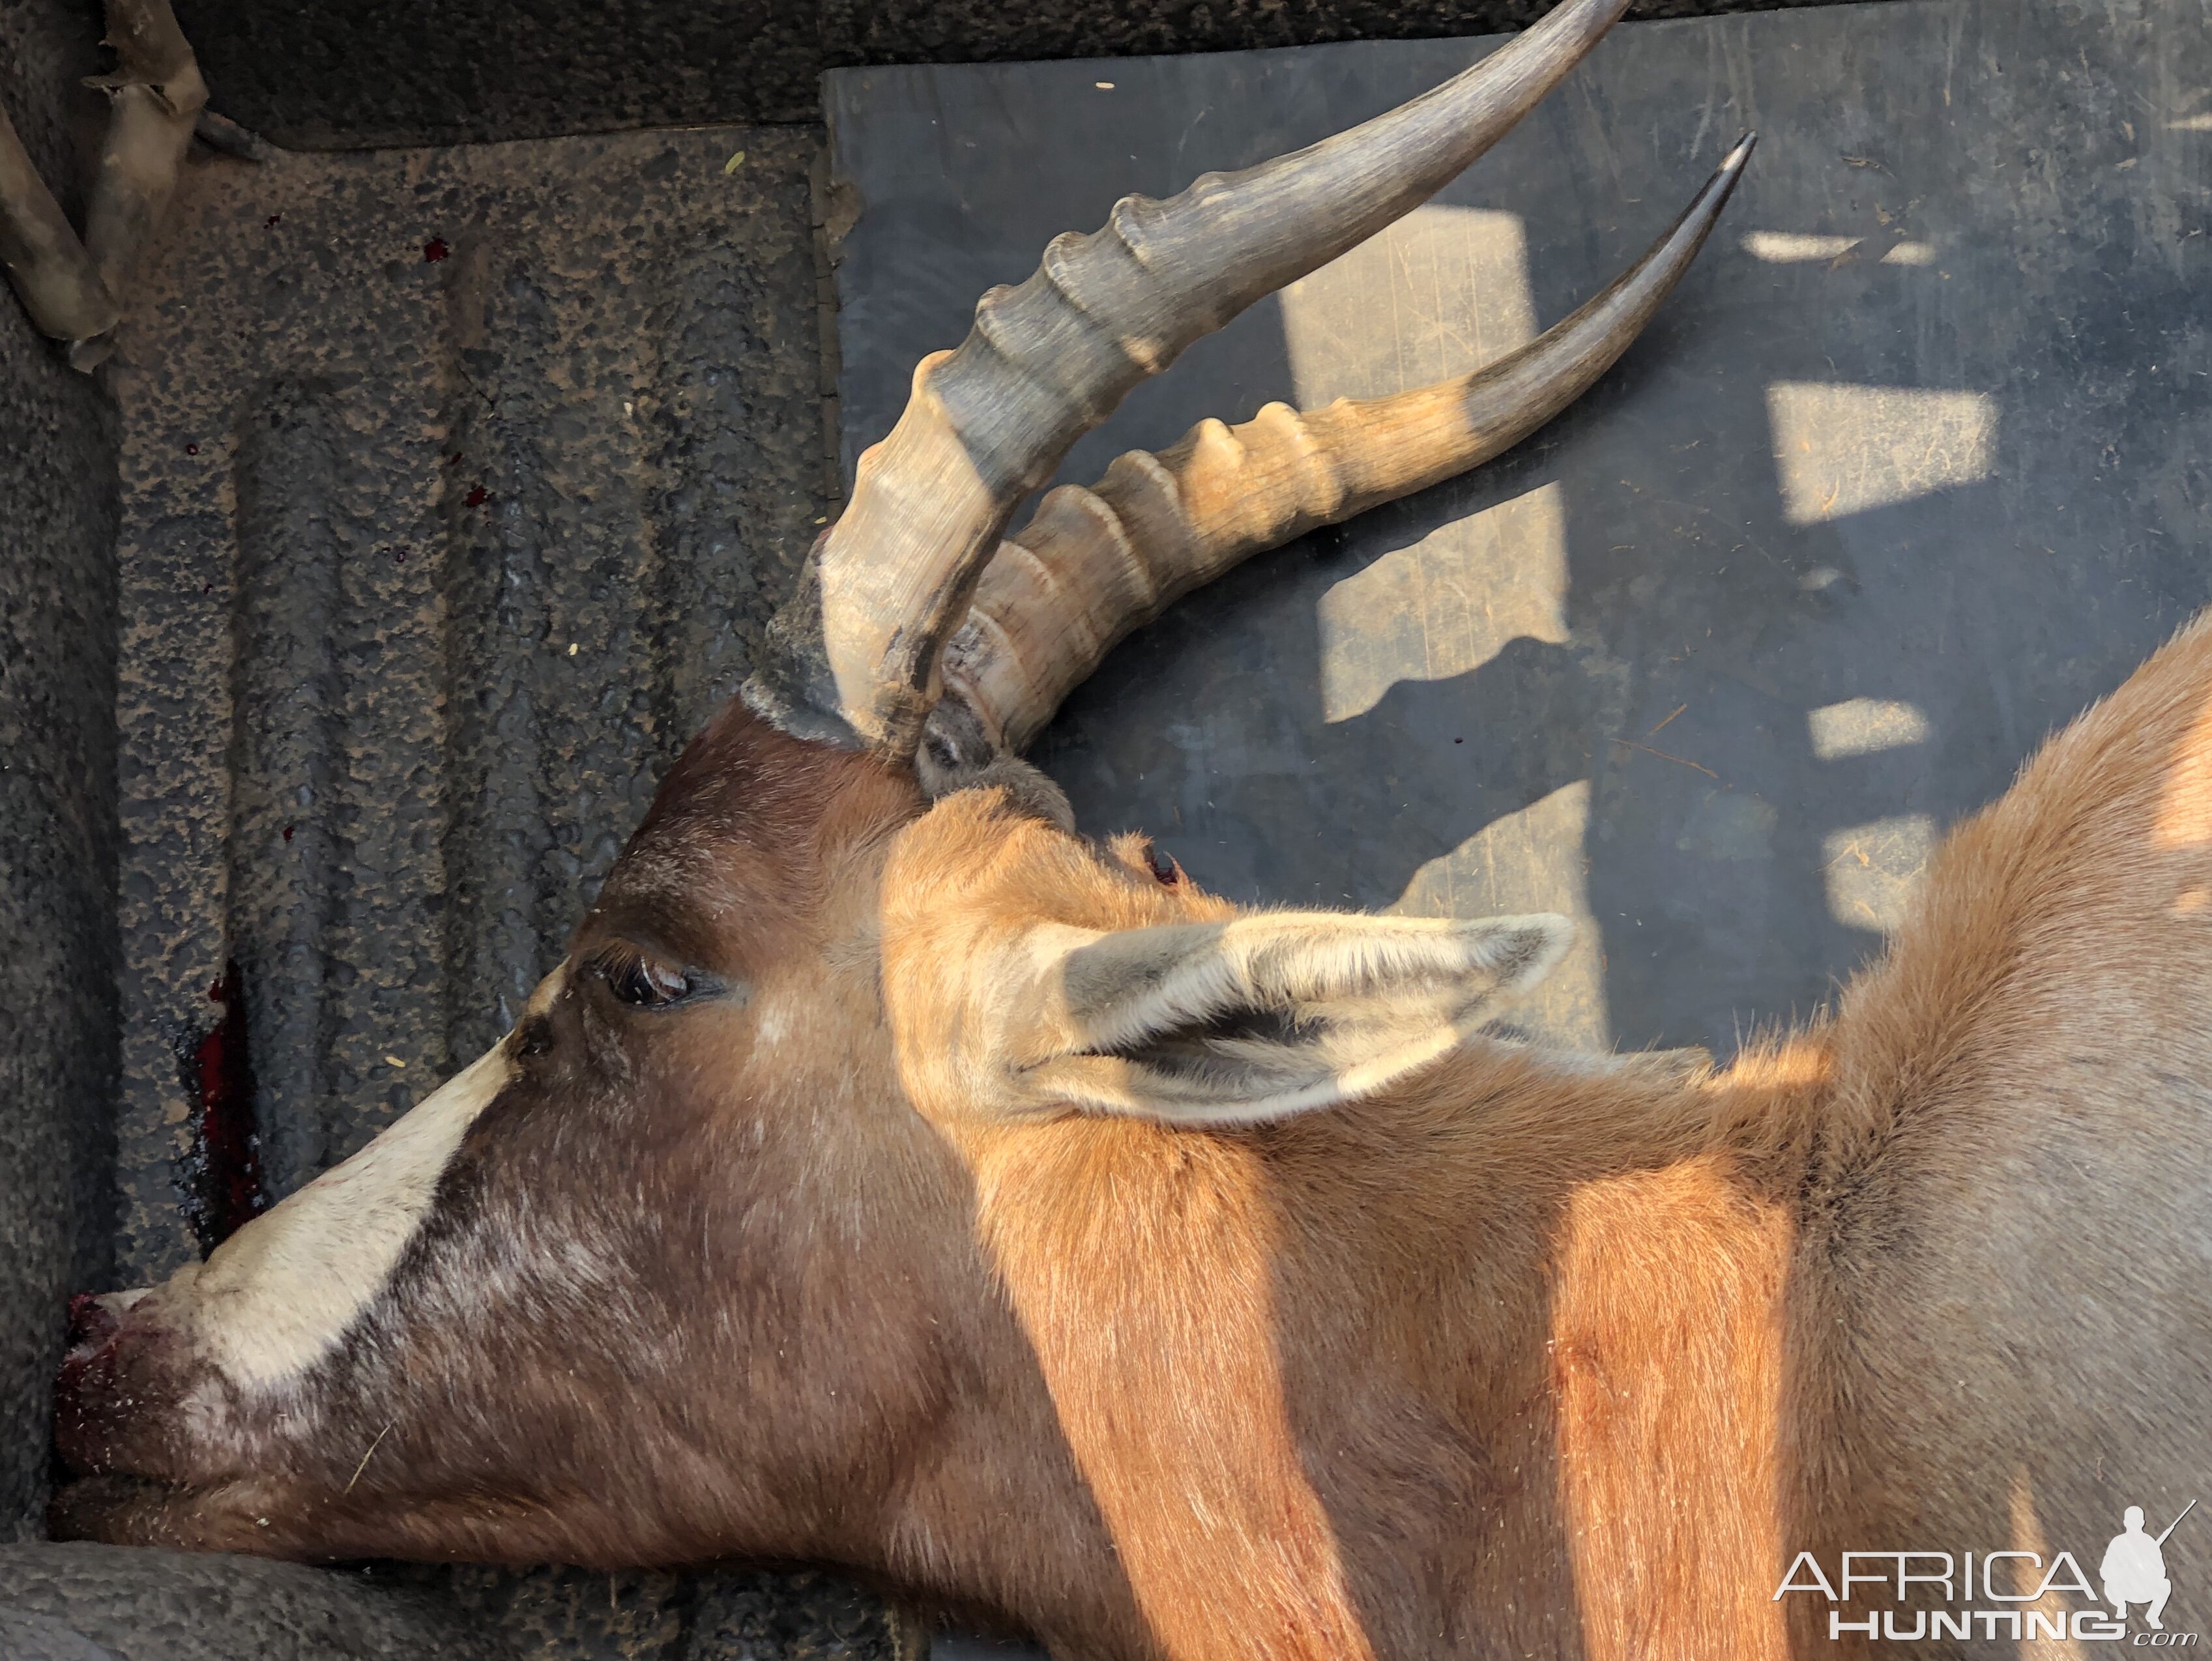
[1721, 131, 1758, 172]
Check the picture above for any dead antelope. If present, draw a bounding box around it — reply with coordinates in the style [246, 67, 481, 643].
[50, 0, 2212, 1656]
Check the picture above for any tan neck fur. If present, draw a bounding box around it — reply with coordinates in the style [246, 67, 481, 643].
[908, 1037, 1832, 1660]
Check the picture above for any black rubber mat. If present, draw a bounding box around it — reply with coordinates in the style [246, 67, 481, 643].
[827, 0, 2212, 1058]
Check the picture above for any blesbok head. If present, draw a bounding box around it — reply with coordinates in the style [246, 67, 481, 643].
[54, 0, 1749, 1610]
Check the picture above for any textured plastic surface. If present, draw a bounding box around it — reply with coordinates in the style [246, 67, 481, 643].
[103, 126, 832, 1282]
[0, 0, 122, 1540]
[828, 0, 2212, 1056]
[0, 1604, 120, 1661]
[167, 0, 1903, 147]
[0, 1545, 922, 1660]
[0, 1543, 506, 1660]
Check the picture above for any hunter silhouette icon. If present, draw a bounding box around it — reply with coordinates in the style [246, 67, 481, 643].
[2104, 1500, 2196, 1628]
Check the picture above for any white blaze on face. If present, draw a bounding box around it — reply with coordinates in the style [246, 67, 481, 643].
[188, 1039, 516, 1393]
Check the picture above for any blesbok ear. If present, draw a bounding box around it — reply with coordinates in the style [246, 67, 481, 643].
[1006, 910, 1572, 1125]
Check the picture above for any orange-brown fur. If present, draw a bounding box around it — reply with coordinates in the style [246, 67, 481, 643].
[55, 614, 2212, 1658]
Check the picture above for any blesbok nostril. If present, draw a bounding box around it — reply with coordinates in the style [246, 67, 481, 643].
[66, 1292, 119, 1353]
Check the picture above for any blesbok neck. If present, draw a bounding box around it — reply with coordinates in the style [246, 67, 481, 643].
[909, 1037, 1832, 1660]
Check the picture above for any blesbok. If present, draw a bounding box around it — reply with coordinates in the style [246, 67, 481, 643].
[46, 0, 2212, 1654]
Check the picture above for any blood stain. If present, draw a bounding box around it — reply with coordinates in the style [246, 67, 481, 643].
[189, 962, 265, 1252]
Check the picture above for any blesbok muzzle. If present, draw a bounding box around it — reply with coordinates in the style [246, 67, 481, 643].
[52, 1041, 527, 1543]
[55, 1287, 208, 1487]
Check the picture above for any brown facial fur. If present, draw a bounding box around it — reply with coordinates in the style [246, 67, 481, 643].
[55, 613, 2212, 1658]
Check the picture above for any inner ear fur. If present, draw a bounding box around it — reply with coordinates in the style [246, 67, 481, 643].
[1010, 910, 1573, 1125]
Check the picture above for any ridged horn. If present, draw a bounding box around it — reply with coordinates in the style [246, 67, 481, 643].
[934, 135, 1755, 756]
[745, 0, 1637, 755]
[0, 103, 120, 345]
[82, 0, 209, 315]
[0, 0, 205, 370]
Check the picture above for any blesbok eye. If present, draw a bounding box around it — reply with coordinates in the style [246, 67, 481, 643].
[589, 945, 700, 1009]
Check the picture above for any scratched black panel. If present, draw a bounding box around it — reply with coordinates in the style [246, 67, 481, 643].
[828, 0, 2212, 1057]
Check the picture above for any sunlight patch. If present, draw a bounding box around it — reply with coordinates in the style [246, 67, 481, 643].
[1767, 383, 1996, 525]
[1822, 814, 1936, 933]
[1278, 204, 1535, 405]
[1317, 482, 1567, 723]
[1391, 779, 1605, 1048]
[1808, 697, 1933, 759]
[1743, 231, 1936, 266]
